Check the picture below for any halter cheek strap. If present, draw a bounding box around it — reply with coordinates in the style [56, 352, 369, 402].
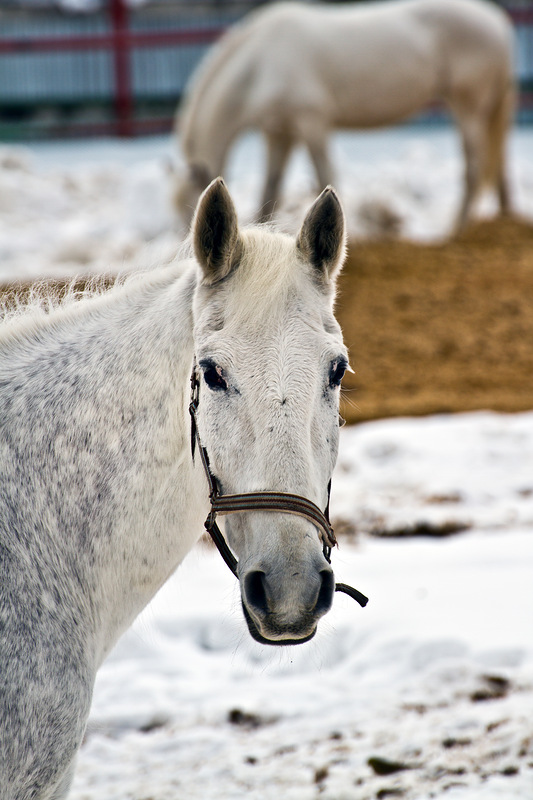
[189, 366, 368, 608]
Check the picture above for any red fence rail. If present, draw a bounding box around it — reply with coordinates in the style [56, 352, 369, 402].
[0, 0, 228, 138]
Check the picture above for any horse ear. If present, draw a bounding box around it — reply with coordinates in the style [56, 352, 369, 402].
[192, 177, 241, 285]
[296, 187, 346, 283]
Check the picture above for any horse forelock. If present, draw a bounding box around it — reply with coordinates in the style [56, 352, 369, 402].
[208, 227, 334, 330]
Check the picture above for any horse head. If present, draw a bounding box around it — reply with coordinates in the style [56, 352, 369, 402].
[191, 178, 347, 645]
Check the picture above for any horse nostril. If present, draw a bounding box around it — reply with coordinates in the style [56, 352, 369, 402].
[244, 570, 269, 616]
[315, 569, 335, 616]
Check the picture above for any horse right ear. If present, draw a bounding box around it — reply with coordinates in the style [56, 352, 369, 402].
[296, 187, 346, 284]
[192, 178, 241, 285]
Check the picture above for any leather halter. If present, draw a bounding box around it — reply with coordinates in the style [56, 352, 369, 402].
[189, 366, 368, 608]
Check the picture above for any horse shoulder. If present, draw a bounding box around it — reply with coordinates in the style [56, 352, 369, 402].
[181, 2, 331, 142]
[247, 7, 338, 122]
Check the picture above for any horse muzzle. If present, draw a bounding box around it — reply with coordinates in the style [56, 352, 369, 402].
[189, 364, 368, 645]
[240, 562, 335, 646]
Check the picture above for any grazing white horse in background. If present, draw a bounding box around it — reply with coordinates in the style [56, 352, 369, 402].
[174, 0, 515, 230]
[0, 181, 350, 799]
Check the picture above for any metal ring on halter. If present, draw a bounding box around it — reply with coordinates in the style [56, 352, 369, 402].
[189, 365, 368, 609]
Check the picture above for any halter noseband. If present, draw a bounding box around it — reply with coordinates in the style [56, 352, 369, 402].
[189, 366, 368, 608]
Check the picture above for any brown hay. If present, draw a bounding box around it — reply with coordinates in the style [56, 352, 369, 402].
[337, 216, 533, 423]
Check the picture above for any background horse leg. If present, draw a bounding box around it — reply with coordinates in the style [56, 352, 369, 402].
[497, 169, 511, 216]
[452, 79, 514, 230]
[258, 131, 293, 222]
[452, 109, 487, 231]
[304, 125, 334, 195]
[492, 82, 515, 216]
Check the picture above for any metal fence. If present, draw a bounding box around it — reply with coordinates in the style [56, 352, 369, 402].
[0, 0, 261, 138]
[0, 0, 531, 140]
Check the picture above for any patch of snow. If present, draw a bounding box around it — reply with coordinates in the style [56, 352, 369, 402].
[3, 126, 533, 284]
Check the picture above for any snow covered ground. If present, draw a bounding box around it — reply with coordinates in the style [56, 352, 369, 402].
[1, 127, 532, 798]
[2, 125, 533, 284]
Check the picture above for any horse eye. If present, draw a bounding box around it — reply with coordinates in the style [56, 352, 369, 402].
[329, 359, 347, 388]
[202, 362, 228, 391]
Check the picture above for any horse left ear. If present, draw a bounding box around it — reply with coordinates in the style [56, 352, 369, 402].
[296, 187, 346, 283]
[193, 177, 241, 285]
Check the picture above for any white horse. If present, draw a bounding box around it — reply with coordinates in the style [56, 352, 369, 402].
[0, 181, 356, 799]
[174, 0, 515, 230]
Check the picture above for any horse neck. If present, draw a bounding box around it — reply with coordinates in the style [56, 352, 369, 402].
[181, 94, 241, 178]
[87, 269, 211, 658]
[2, 266, 210, 664]
[179, 27, 251, 176]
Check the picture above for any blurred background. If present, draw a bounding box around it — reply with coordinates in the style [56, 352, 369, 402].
[0, 0, 531, 141]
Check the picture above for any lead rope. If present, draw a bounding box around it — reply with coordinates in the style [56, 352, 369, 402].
[189, 367, 368, 608]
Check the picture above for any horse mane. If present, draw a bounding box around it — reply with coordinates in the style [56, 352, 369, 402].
[0, 230, 197, 332]
[222, 226, 326, 329]
[1, 275, 115, 320]
[0, 256, 195, 349]
[0, 277, 122, 351]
